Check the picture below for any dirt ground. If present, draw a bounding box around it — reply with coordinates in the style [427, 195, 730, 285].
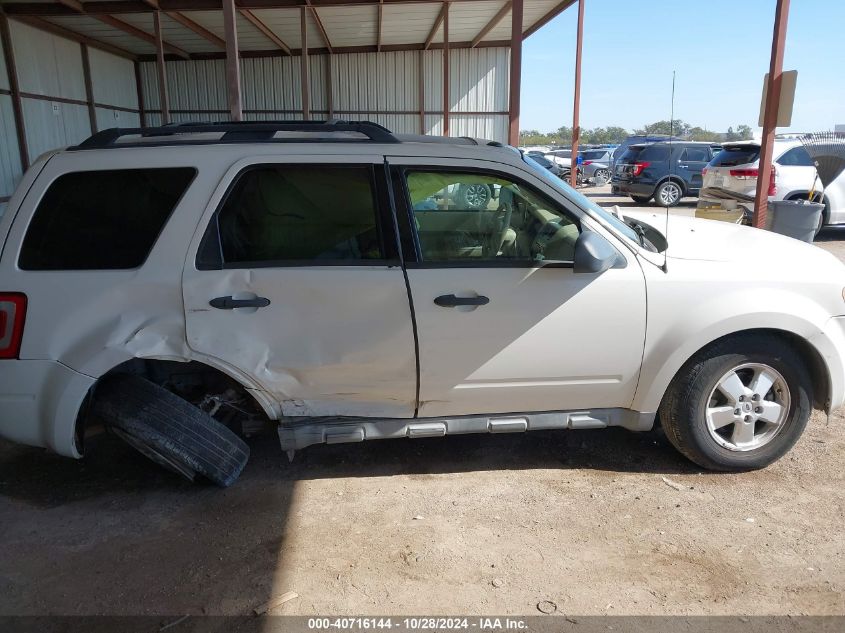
[2, 186, 845, 617]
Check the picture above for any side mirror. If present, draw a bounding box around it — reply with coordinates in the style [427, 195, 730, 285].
[573, 231, 625, 274]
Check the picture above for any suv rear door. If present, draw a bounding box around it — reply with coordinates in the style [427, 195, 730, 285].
[182, 155, 417, 419]
[387, 155, 647, 418]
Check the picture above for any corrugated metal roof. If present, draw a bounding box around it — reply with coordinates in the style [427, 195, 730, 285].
[2, 0, 570, 56]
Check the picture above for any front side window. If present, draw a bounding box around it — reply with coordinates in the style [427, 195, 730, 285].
[19, 168, 196, 270]
[405, 170, 580, 264]
[215, 166, 382, 265]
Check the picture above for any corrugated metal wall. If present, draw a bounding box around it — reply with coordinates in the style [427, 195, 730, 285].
[139, 47, 509, 140]
[0, 18, 142, 214]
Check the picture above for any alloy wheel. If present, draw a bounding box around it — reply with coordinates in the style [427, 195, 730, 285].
[705, 363, 791, 451]
[659, 182, 682, 205]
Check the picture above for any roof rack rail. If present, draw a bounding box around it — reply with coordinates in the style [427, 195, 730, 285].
[69, 120, 399, 150]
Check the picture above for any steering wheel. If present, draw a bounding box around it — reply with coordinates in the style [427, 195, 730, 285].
[482, 199, 513, 257]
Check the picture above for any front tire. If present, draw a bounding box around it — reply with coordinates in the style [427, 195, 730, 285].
[92, 374, 250, 486]
[658, 333, 812, 471]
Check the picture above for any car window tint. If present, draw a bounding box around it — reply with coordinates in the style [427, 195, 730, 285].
[405, 170, 580, 264]
[682, 147, 710, 162]
[582, 150, 607, 160]
[216, 166, 382, 265]
[711, 146, 760, 167]
[776, 147, 814, 167]
[639, 145, 671, 161]
[19, 168, 196, 270]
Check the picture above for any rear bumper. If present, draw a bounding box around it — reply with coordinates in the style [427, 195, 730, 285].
[613, 180, 655, 197]
[0, 360, 95, 458]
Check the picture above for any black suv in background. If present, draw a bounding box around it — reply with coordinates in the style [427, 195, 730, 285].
[611, 142, 718, 207]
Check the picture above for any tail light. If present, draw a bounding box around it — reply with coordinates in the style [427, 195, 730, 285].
[583, 160, 593, 165]
[729, 168, 759, 179]
[702, 167, 708, 177]
[769, 166, 777, 196]
[0, 293, 27, 359]
[632, 161, 650, 177]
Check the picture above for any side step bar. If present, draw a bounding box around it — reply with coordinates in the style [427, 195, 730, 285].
[277, 409, 655, 452]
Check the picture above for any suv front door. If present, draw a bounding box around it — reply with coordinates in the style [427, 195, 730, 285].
[182, 156, 417, 419]
[388, 157, 648, 418]
[678, 146, 711, 193]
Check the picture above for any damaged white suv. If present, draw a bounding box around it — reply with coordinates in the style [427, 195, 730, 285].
[2, 121, 845, 486]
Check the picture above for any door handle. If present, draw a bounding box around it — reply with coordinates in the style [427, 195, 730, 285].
[209, 296, 271, 310]
[434, 294, 490, 308]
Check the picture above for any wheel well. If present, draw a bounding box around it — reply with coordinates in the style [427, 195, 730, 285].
[673, 328, 830, 411]
[656, 175, 687, 194]
[75, 359, 271, 455]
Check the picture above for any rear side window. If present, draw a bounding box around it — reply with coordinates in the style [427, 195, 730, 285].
[19, 168, 195, 270]
[582, 150, 607, 161]
[711, 146, 760, 167]
[210, 165, 383, 266]
[776, 147, 814, 167]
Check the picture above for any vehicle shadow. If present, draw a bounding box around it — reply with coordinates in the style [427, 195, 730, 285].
[0, 424, 700, 508]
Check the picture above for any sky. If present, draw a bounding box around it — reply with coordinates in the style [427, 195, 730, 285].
[520, 0, 845, 135]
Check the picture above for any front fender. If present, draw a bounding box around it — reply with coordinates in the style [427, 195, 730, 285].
[632, 286, 841, 414]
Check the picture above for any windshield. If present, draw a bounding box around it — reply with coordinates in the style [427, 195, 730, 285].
[522, 154, 642, 246]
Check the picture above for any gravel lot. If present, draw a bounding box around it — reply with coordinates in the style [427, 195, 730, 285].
[2, 185, 844, 617]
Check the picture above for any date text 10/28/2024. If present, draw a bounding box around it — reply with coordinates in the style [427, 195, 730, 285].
[308, 618, 528, 630]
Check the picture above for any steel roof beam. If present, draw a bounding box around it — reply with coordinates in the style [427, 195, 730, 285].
[239, 9, 292, 55]
[471, 0, 510, 48]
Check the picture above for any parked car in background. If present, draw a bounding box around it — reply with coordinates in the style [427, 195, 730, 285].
[699, 140, 845, 233]
[612, 141, 717, 206]
[545, 149, 573, 169]
[610, 135, 682, 176]
[580, 148, 613, 184]
[528, 153, 567, 178]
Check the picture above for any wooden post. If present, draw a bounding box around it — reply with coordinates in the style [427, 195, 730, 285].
[153, 11, 170, 124]
[569, 0, 584, 188]
[753, 0, 790, 228]
[80, 43, 98, 133]
[442, 2, 449, 136]
[300, 6, 310, 120]
[222, 0, 243, 121]
[0, 10, 29, 169]
[507, 0, 522, 146]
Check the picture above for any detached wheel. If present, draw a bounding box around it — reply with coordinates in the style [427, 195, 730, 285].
[659, 333, 812, 471]
[655, 181, 684, 206]
[631, 194, 652, 204]
[93, 374, 250, 487]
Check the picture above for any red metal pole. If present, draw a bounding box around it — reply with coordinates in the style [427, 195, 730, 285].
[753, 0, 790, 228]
[442, 2, 449, 136]
[300, 6, 310, 120]
[569, 0, 584, 188]
[153, 11, 170, 124]
[507, 0, 523, 146]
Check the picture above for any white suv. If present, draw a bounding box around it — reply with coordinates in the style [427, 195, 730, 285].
[700, 139, 845, 231]
[2, 121, 845, 486]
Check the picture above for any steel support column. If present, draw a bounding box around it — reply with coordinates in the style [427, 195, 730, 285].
[80, 43, 97, 133]
[134, 60, 146, 126]
[300, 6, 310, 120]
[507, 0, 522, 146]
[0, 10, 29, 169]
[222, 0, 243, 121]
[442, 2, 449, 136]
[569, 0, 584, 188]
[753, 0, 790, 228]
[418, 51, 425, 133]
[152, 11, 170, 124]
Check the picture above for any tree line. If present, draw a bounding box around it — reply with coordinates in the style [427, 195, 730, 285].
[520, 121, 754, 146]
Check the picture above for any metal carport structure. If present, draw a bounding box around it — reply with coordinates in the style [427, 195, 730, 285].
[0, 0, 577, 212]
